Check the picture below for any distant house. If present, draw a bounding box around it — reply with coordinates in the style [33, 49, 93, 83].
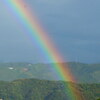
[23, 68, 29, 72]
[8, 67, 14, 70]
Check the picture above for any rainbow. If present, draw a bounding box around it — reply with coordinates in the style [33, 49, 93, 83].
[3, 0, 84, 100]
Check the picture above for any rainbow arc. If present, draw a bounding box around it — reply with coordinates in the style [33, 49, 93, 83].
[3, 0, 84, 100]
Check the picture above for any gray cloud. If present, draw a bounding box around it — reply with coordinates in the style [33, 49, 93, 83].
[0, 0, 100, 63]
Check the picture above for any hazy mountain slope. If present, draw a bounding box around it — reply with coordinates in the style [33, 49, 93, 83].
[68, 62, 100, 83]
[0, 62, 99, 83]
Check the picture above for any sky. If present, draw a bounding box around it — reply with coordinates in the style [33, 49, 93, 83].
[0, 0, 100, 63]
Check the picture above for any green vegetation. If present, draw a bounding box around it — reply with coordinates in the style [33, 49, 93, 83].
[0, 62, 99, 83]
[0, 79, 99, 100]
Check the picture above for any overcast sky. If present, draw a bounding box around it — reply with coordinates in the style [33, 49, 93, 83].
[0, 0, 100, 63]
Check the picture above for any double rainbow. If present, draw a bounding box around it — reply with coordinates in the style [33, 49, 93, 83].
[3, 0, 84, 100]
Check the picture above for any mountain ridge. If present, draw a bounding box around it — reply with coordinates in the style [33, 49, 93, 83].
[0, 78, 99, 100]
[0, 62, 99, 83]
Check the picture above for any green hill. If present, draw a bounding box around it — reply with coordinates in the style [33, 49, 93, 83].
[0, 78, 99, 100]
[0, 62, 99, 83]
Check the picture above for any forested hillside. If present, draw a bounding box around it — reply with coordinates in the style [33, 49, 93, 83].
[0, 79, 99, 100]
[0, 62, 99, 83]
